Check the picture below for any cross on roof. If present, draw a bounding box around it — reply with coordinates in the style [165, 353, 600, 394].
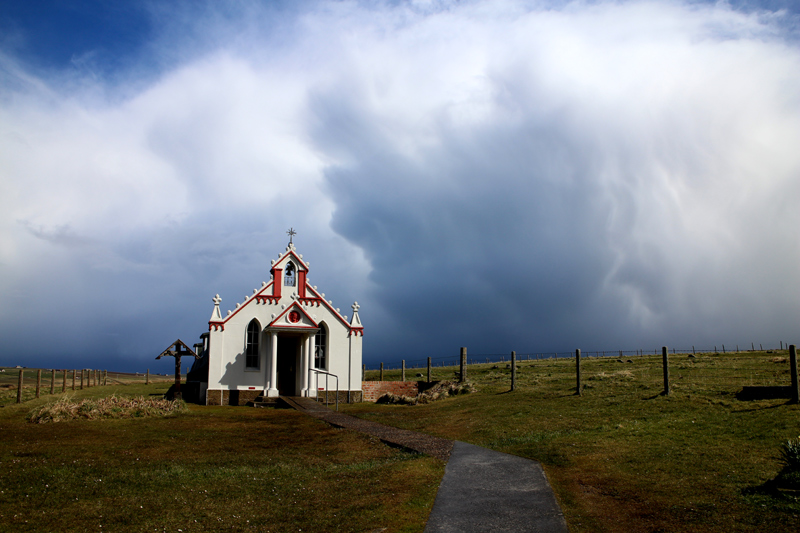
[287, 227, 297, 244]
[352, 301, 360, 312]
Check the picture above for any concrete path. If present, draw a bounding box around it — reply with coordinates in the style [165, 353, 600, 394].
[282, 397, 568, 532]
[424, 441, 568, 532]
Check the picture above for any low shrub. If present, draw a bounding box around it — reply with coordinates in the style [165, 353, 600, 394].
[781, 436, 800, 471]
[27, 395, 187, 423]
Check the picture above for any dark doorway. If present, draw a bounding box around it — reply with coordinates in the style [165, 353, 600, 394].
[277, 336, 299, 395]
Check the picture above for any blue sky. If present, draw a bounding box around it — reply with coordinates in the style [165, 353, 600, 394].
[1, 0, 800, 373]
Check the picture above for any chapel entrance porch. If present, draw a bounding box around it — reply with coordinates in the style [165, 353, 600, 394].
[265, 328, 318, 398]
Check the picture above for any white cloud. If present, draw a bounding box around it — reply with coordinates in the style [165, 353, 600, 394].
[1, 0, 799, 368]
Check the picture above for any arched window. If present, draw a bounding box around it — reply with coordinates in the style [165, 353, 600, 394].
[314, 324, 327, 369]
[246, 320, 260, 369]
[284, 262, 296, 286]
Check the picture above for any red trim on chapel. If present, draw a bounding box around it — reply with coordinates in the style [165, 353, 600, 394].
[268, 302, 320, 329]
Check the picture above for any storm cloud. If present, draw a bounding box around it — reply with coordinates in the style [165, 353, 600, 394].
[1, 1, 799, 370]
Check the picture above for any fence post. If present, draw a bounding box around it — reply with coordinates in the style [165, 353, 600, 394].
[380, 362, 384, 381]
[72, 369, 76, 390]
[511, 351, 517, 391]
[662, 346, 670, 396]
[80, 369, 84, 390]
[401, 360, 406, 381]
[16, 369, 24, 403]
[103, 370, 107, 386]
[790, 345, 799, 404]
[460, 347, 467, 383]
[146, 369, 150, 385]
[575, 349, 582, 395]
[36, 369, 41, 398]
[427, 357, 432, 382]
[62, 370, 67, 392]
[50, 370, 55, 394]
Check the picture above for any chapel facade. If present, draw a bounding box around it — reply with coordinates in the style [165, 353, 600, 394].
[189, 237, 363, 405]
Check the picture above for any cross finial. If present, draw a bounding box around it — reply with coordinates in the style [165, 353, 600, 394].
[352, 301, 360, 312]
[213, 294, 222, 306]
[287, 227, 297, 244]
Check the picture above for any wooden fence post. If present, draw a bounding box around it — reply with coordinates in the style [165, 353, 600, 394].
[790, 345, 799, 404]
[460, 347, 467, 383]
[17, 369, 23, 404]
[575, 349, 582, 396]
[72, 369, 76, 390]
[146, 369, 150, 385]
[36, 369, 41, 398]
[511, 351, 517, 391]
[62, 370, 67, 392]
[80, 369, 84, 390]
[662, 346, 670, 396]
[401, 360, 406, 381]
[427, 357, 432, 382]
[50, 369, 55, 394]
[380, 362, 384, 381]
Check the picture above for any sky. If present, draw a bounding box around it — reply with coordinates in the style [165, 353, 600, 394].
[1, 0, 799, 373]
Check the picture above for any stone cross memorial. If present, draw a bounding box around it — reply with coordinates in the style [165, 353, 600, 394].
[156, 339, 200, 400]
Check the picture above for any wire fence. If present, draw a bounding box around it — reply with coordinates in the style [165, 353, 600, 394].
[365, 342, 793, 371]
[0, 367, 175, 406]
[364, 346, 799, 399]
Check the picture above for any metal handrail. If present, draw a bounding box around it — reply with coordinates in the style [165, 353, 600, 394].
[308, 368, 339, 411]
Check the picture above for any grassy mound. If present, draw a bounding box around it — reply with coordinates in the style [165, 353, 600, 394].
[27, 394, 187, 423]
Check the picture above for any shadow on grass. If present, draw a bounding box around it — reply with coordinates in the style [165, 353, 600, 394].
[743, 467, 800, 508]
[733, 401, 792, 413]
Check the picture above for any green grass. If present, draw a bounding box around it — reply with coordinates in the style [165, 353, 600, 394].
[0, 383, 443, 532]
[350, 351, 800, 532]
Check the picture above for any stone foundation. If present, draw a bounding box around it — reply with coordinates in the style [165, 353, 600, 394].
[313, 390, 363, 404]
[205, 389, 363, 405]
[206, 389, 262, 406]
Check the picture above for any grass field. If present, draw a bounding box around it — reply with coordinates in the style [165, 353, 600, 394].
[3, 351, 798, 532]
[0, 381, 443, 532]
[347, 350, 800, 532]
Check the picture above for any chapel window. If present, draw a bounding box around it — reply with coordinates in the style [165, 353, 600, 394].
[314, 324, 327, 370]
[245, 320, 260, 369]
[284, 262, 296, 286]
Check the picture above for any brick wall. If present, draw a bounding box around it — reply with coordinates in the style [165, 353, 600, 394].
[361, 381, 420, 402]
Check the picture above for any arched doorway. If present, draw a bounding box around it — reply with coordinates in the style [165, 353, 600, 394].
[276, 335, 299, 395]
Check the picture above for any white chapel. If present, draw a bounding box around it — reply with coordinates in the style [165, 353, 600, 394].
[188, 232, 364, 405]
